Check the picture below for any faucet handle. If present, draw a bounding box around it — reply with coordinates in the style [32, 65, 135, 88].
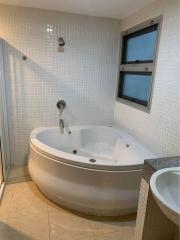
[57, 100, 66, 110]
[57, 100, 66, 116]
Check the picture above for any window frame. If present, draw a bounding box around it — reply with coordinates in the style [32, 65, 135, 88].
[116, 16, 163, 113]
[118, 71, 152, 107]
[121, 24, 158, 64]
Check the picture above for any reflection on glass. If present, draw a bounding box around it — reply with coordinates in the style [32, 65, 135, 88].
[123, 25, 158, 63]
[119, 72, 152, 104]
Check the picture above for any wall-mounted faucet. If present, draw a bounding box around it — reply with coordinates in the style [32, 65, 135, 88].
[57, 100, 66, 134]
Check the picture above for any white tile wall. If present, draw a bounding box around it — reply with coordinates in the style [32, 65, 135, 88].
[114, 0, 180, 157]
[0, 0, 179, 166]
[0, 5, 121, 166]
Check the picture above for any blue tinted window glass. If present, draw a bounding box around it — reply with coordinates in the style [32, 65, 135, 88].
[124, 28, 158, 62]
[122, 73, 152, 102]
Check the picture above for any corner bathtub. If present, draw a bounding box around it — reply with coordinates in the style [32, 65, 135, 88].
[28, 125, 154, 216]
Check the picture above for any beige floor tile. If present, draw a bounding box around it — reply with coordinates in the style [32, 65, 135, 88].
[9, 194, 48, 218]
[0, 190, 13, 220]
[89, 219, 135, 236]
[0, 219, 7, 240]
[49, 209, 94, 240]
[8, 182, 48, 218]
[5, 213, 50, 240]
[6, 181, 37, 195]
[1, 181, 136, 240]
[93, 227, 135, 240]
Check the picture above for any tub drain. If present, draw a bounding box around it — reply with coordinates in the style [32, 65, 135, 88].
[89, 159, 96, 163]
[126, 144, 130, 148]
[73, 149, 77, 154]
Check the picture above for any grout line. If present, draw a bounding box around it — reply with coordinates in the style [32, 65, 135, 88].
[48, 211, 51, 240]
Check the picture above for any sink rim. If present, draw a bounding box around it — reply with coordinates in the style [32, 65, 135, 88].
[150, 167, 180, 216]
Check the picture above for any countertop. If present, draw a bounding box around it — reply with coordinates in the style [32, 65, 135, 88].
[143, 156, 180, 183]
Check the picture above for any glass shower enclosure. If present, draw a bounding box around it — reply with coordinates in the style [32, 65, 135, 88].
[0, 137, 4, 186]
[0, 38, 11, 191]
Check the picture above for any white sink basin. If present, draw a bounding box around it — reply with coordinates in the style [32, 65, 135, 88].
[150, 167, 180, 226]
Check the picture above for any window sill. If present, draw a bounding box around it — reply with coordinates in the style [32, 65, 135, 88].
[115, 97, 151, 113]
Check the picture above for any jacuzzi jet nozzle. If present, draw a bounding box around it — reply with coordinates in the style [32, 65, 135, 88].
[89, 159, 96, 163]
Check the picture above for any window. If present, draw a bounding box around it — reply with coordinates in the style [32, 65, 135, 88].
[122, 25, 158, 64]
[118, 72, 152, 106]
[117, 16, 162, 112]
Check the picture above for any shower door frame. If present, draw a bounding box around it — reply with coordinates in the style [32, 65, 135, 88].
[0, 38, 11, 191]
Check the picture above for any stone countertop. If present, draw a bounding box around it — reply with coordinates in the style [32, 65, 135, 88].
[143, 156, 180, 183]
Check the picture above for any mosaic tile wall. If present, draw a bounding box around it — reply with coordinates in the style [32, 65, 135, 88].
[0, 5, 120, 165]
[114, 0, 180, 157]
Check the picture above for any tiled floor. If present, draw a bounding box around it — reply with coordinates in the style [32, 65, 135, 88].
[0, 181, 135, 240]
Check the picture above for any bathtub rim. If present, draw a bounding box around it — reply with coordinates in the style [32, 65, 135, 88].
[30, 143, 144, 172]
[30, 125, 155, 171]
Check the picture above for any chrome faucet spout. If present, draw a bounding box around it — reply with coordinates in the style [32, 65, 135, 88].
[59, 119, 64, 134]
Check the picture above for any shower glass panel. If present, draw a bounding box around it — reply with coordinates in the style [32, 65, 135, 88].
[0, 139, 3, 185]
[0, 38, 10, 184]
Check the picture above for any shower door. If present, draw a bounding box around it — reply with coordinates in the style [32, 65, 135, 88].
[0, 88, 4, 185]
[0, 38, 10, 183]
[0, 139, 3, 185]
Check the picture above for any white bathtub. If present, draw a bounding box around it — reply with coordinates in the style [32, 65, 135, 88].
[28, 125, 155, 216]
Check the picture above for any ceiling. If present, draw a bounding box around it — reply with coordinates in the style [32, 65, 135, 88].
[0, 0, 155, 19]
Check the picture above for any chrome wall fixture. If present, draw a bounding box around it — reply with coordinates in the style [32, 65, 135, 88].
[58, 37, 65, 52]
[56, 100, 66, 134]
[22, 55, 27, 61]
[56, 99, 66, 115]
